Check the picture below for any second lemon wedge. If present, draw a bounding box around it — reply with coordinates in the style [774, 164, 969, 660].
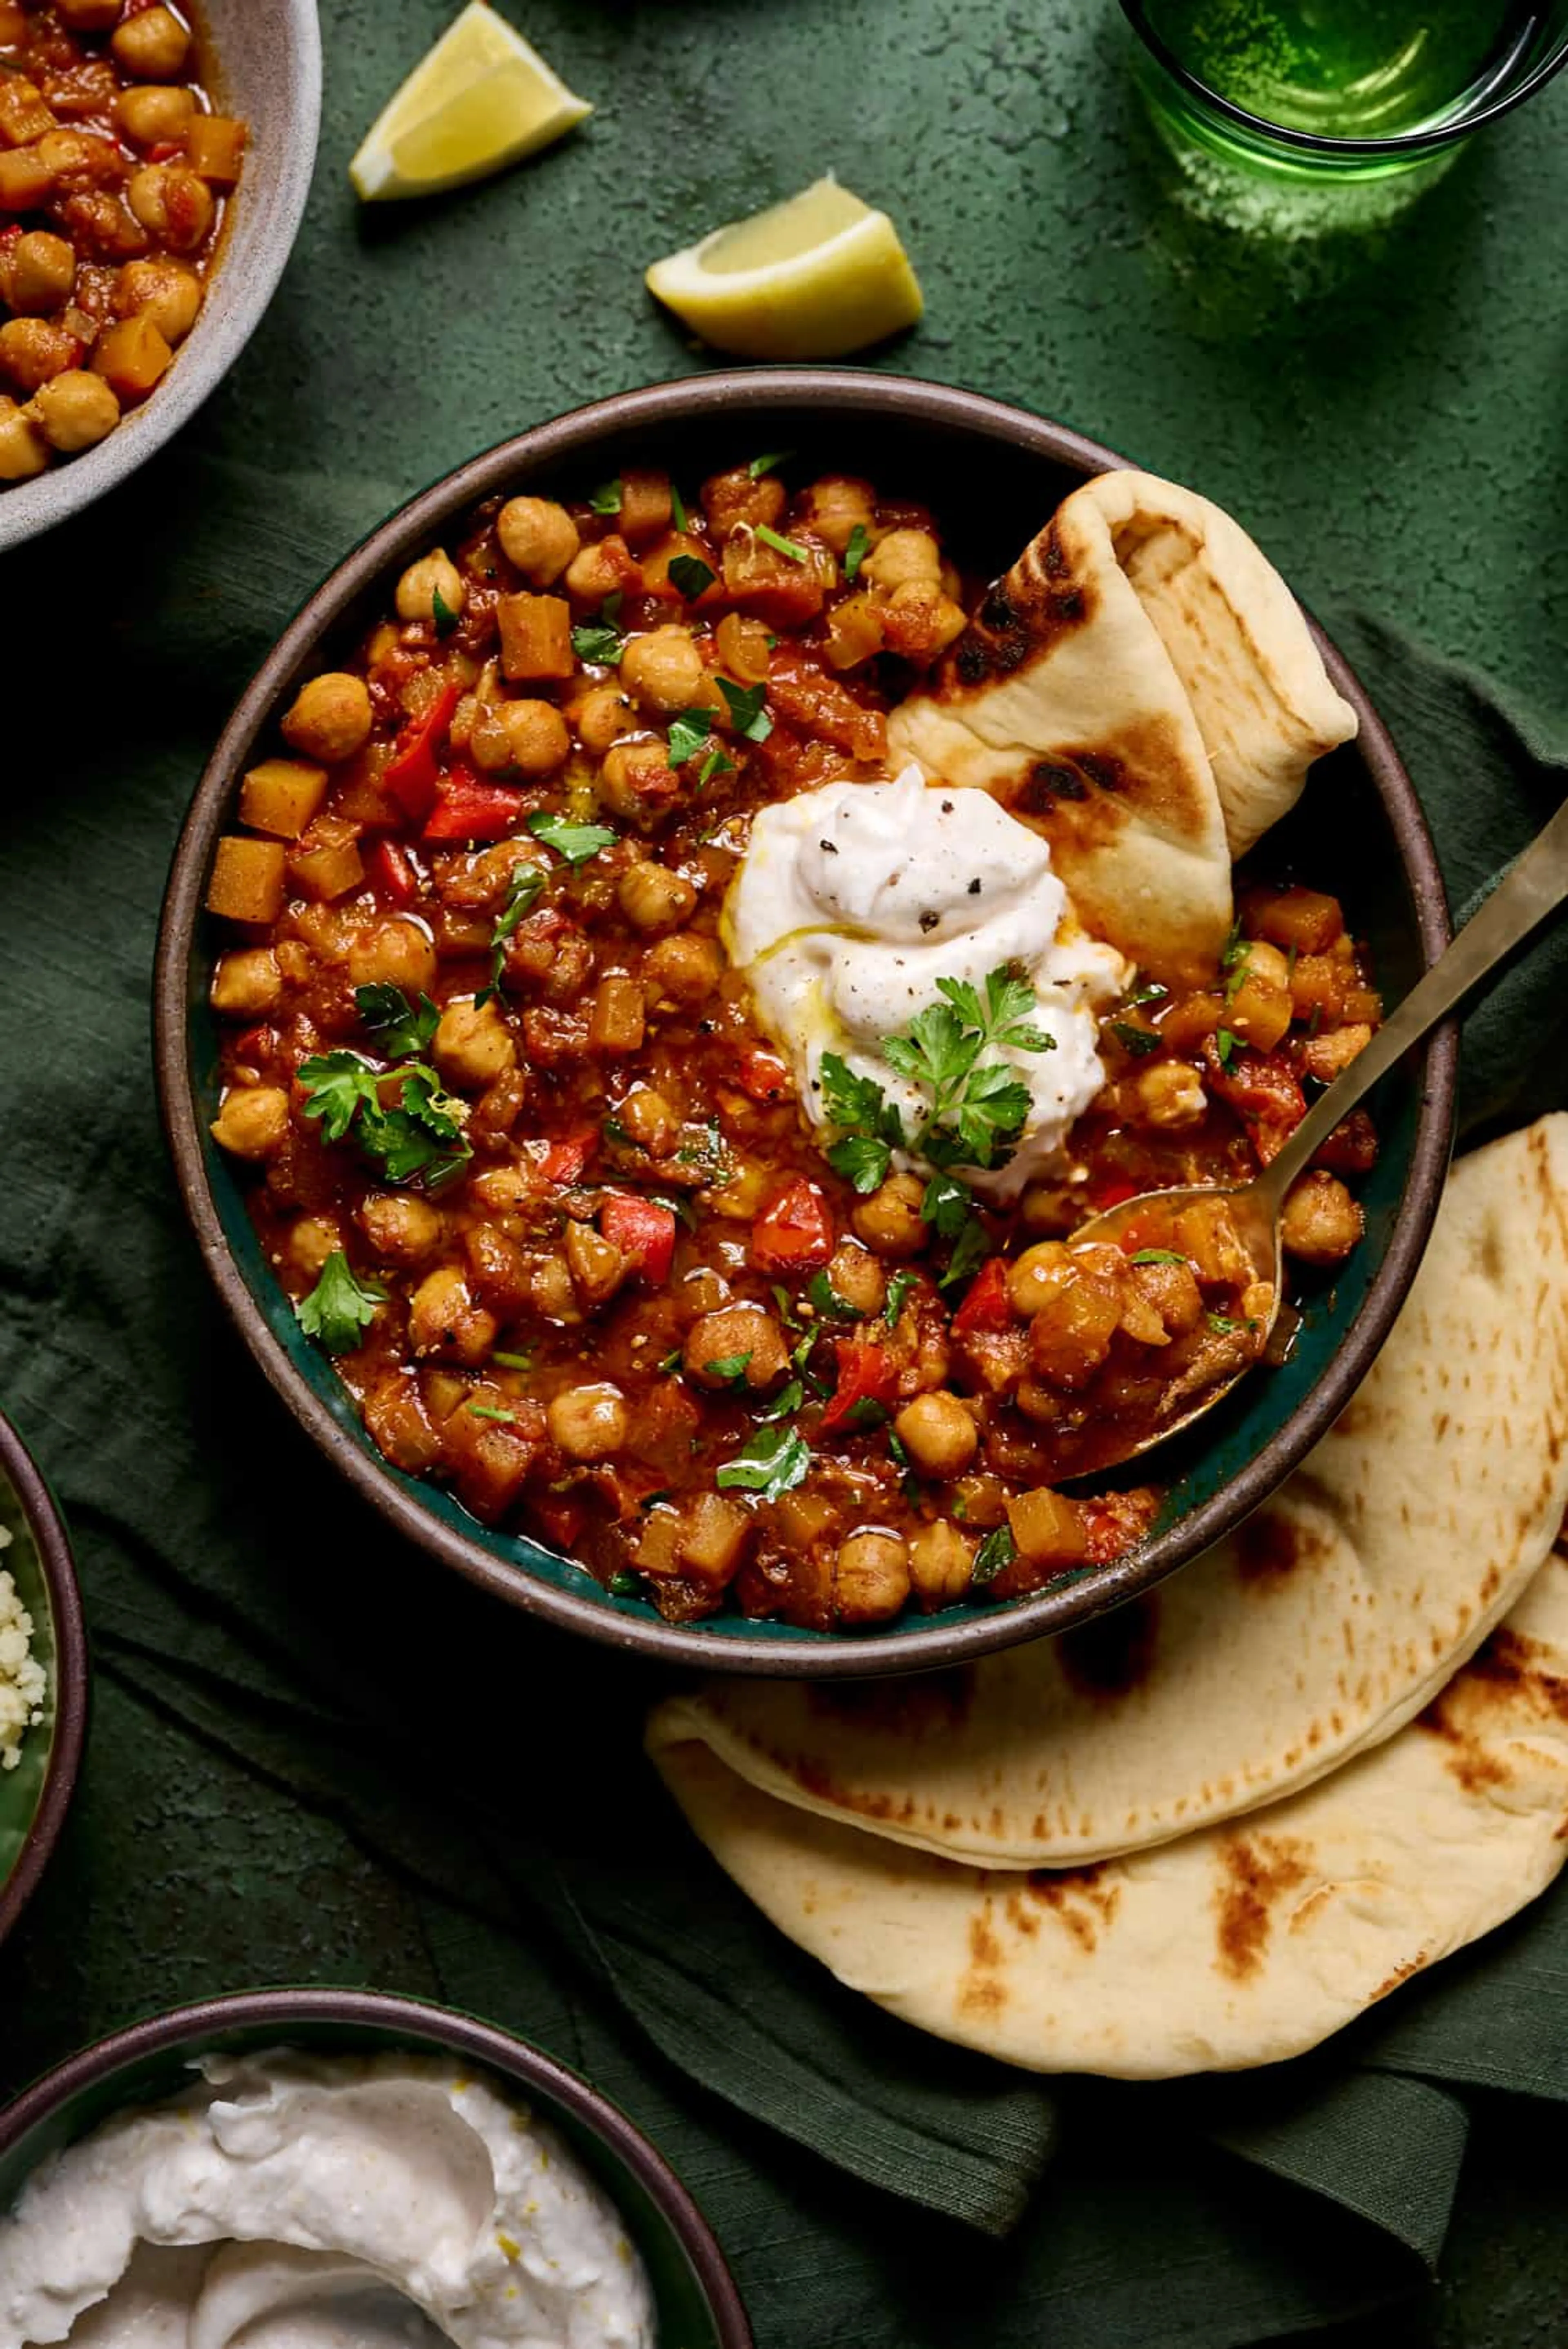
[350, 2, 592, 203]
[645, 178, 924, 360]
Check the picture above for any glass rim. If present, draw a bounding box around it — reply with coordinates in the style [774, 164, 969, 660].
[1118, 0, 1568, 157]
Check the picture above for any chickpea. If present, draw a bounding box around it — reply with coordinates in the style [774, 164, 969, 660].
[642, 930, 722, 1006]
[0, 318, 80, 395]
[209, 1085, 289, 1160]
[824, 1242, 886, 1318]
[395, 547, 466, 627]
[359, 1192, 443, 1266]
[834, 1530, 911, 1623]
[1007, 1239, 1073, 1319]
[470, 697, 570, 778]
[112, 6, 193, 80]
[564, 534, 630, 604]
[210, 947, 282, 1017]
[598, 738, 671, 824]
[573, 684, 634, 756]
[683, 1305, 790, 1391]
[433, 996, 516, 1090]
[408, 1266, 497, 1365]
[1281, 1171, 1364, 1267]
[497, 495, 579, 586]
[564, 1220, 627, 1309]
[29, 369, 118, 452]
[287, 1215, 341, 1282]
[547, 1382, 629, 1463]
[0, 398, 47, 482]
[281, 672, 374, 764]
[619, 1085, 679, 1153]
[1129, 1256, 1204, 1337]
[795, 474, 875, 554]
[881, 580, 968, 664]
[616, 860, 696, 935]
[114, 256, 201, 344]
[113, 84, 197, 146]
[1130, 1060, 1207, 1131]
[908, 1520, 976, 1607]
[126, 163, 214, 252]
[852, 1172, 929, 1259]
[894, 1391, 978, 1480]
[6, 232, 74, 315]
[620, 625, 709, 716]
[862, 528, 941, 591]
[347, 918, 437, 997]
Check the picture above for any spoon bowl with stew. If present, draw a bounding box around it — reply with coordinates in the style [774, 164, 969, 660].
[1067, 791, 1568, 1476]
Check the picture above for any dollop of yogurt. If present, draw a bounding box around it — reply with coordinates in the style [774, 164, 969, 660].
[726, 767, 1129, 1198]
[0, 2053, 653, 2349]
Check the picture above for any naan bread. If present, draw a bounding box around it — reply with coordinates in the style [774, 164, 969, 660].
[650, 1118, 1568, 1868]
[653, 1550, 1568, 2079]
[886, 469, 1358, 980]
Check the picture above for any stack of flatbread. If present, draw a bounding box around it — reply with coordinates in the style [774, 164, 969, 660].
[649, 474, 1568, 2080]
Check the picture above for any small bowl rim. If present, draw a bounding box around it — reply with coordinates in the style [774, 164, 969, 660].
[0, 1412, 88, 1948]
[1118, 0, 1568, 159]
[0, 1985, 753, 2349]
[0, 0, 323, 556]
[153, 366, 1459, 1677]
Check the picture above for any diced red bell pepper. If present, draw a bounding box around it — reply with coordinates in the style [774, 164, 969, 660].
[734, 1043, 792, 1102]
[1086, 1173, 1140, 1212]
[600, 1191, 677, 1285]
[367, 837, 419, 907]
[749, 1175, 834, 1273]
[818, 1334, 902, 1436]
[422, 766, 526, 842]
[147, 138, 185, 163]
[537, 1130, 597, 1185]
[951, 1256, 1011, 1335]
[382, 680, 462, 821]
[533, 1493, 588, 1551]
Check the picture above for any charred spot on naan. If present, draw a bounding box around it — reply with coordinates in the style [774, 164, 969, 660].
[1418, 1621, 1568, 1794]
[1234, 1510, 1334, 1588]
[1002, 717, 1199, 839]
[803, 1668, 975, 1739]
[1022, 1866, 1121, 1954]
[958, 1901, 1010, 2018]
[1212, 1832, 1313, 1980]
[1056, 1594, 1161, 1698]
[944, 518, 1097, 692]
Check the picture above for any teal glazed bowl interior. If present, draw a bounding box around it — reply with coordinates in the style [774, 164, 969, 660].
[0, 1413, 87, 1944]
[0, 1988, 751, 2349]
[154, 370, 1458, 1677]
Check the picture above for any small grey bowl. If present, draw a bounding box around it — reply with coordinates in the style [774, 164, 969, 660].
[0, 0, 321, 555]
[0, 1412, 88, 1948]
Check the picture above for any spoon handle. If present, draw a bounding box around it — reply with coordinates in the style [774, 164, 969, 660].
[1261, 793, 1568, 1200]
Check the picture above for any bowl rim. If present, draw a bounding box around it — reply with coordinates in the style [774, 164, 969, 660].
[0, 1412, 88, 1947]
[0, 0, 323, 556]
[0, 1984, 753, 2348]
[153, 365, 1459, 1677]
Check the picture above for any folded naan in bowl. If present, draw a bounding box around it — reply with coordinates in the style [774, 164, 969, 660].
[887, 469, 1359, 979]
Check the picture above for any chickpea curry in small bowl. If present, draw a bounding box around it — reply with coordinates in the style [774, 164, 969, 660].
[158, 375, 1455, 1671]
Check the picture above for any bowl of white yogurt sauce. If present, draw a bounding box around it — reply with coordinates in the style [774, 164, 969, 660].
[0, 1989, 751, 2349]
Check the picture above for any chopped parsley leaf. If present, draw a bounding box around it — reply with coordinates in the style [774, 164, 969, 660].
[467, 1403, 517, 1424]
[697, 744, 735, 787]
[820, 1053, 905, 1193]
[755, 522, 808, 564]
[431, 585, 459, 639]
[716, 675, 773, 742]
[844, 521, 869, 582]
[1214, 1026, 1243, 1069]
[657, 1348, 683, 1374]
[295, 1251, 387, 1354]
[939, 1215, 991, 1291]
[479, 861, 547, 1003]
[1207, 1311, 1258, 1335]
[706, 1351, 754, 1386]
[354, 982, 439, 1059]
[755, 1378, 804, 1424]
[920, 1172, 974, 1240]
[1131, 1249, 1188, 1266]
[1110, 1020, 1162, 1057]
[884, 1269, 916, 1327]
[667, 708, 715, 766]
[492, 1349, 535, 1371]
[669, 483, 688, 532]
[571, 599, 625, 664]
[588, 478, 621, 516]
[1126, 978, 1169, 1009]
[526, 812, 618, 866]
[668, 552, 717, 600]
[716, 1423, 811, 1500]
[971, 1523, 1017, 1585]
[806, 1271, 858, 1322]
[608, 1568, 646, 1598]
[747, 450, 793, 479]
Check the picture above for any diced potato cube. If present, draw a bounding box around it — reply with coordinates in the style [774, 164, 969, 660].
[239, 757, 327, 839]
[1172, 1198, 1254, 1287]
[1005, 1486, 1089, 1570]
[1027, 1266, 1122, 1391]
[207, 835, 286, 923]
[588, 973, 645, 1055]
[822, 590, 886, 672]
[677, 1492, 751, 1587]
[1225, 971, 1292, 1053]
[496, 592, 573, 682]
[210, 946, 281, 1015]
[1290, 953, 1346, 1024]
[287, 819, 364, 903]
[616, 466, 673, 548]
[91, 313, 172, 400]
[0, 149, 58, 211]
[1241, 884, 1344, 956]
[184, 114, 246, 183]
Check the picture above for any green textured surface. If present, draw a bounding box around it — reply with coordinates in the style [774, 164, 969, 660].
[5, 2, 1568, 2345]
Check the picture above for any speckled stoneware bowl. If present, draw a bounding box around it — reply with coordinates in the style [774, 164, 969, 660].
[0, 1412, 87, 1946]
[0, 0, 321, 555]
[0, 1988, 753, 2349]
[155, 370, 1458, 1676]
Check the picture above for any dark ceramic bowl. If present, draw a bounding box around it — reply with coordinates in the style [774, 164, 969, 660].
[154, 369, 1457, 1676]
[0, 1413, 87, 1945]
[0, 1987, 751, 2348]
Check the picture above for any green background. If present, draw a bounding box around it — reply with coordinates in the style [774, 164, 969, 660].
[4, 3, 1568, 2344]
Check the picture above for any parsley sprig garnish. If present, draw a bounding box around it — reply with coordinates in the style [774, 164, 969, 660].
[479, 862, 547, 1005]
[526, 812, 617, 865]
[571, 592, 625, 665]
[295, 1251, 388, 1354]
[353, 983, 439, 1059]
[668, 552, 716, 600]
[716, 1423, 811, 1500]
[844, 522, 869, 582]
[298, 1052, 472, 1190]
[716, 676, 773, 743]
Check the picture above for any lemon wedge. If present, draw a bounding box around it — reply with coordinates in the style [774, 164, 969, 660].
[350, 1, 591, 203]
[645, 178, 923, 359]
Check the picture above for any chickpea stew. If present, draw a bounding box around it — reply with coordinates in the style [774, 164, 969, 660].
[0, 0, 245, 484]
[203, 457, 1382, 1633]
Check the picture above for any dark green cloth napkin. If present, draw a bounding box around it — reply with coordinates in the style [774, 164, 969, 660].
[2, 442, 1568, 2349]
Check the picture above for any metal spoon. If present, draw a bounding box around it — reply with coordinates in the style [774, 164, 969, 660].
[1061, 794, 1568, 1472]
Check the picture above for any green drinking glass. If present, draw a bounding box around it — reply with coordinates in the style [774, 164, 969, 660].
[1120, 0, 1568, 183]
